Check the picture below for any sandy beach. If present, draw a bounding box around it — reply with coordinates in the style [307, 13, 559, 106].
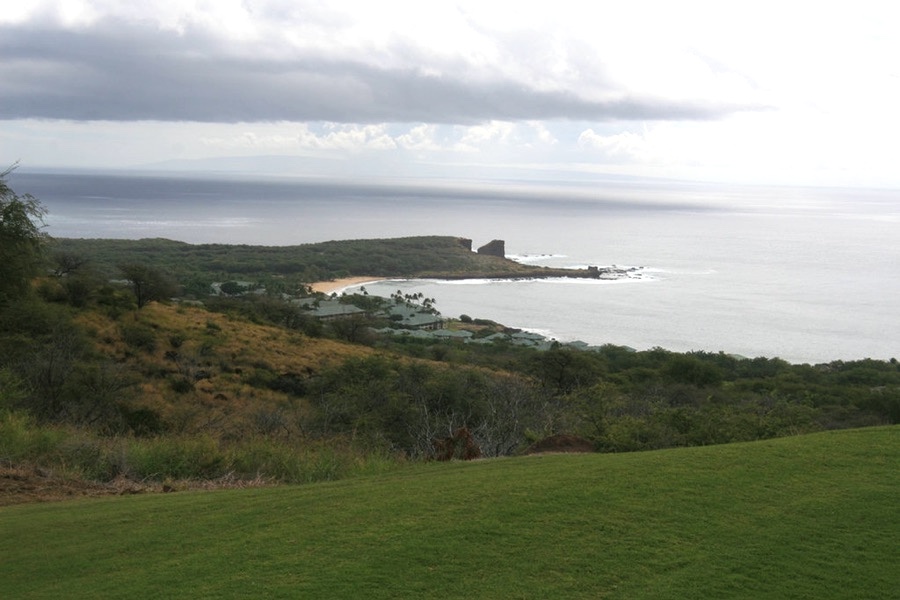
[308, 276, 386, 294]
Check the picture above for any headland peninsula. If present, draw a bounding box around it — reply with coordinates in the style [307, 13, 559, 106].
[49, 234, 639, 294]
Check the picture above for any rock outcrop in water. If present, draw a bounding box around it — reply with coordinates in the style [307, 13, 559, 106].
[477, 239, 506, 258]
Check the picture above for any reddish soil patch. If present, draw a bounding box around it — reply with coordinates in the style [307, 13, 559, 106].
[524, 434, 595, 455]
[1, 466, 274, 506]
[433, 427, 482, 461]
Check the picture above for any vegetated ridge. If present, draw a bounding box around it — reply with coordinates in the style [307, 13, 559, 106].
[49, 235, 608, 284]
[3, 294, 898, 505]
[1, 208, 897, 502]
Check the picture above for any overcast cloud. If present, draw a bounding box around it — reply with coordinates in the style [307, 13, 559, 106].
[0, 22, 745, 123]
[2, 1, 899, 187]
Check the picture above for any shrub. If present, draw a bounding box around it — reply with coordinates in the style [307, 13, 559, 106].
[57, 436, 122, 481]
[219, 281, 245, 295]
[0, 368, 27, 412]
[94, 285, 136, 317]
[169, 376, 194, 394]
[125, 436, 225, 480]
[473, 318, 499, 326]
[121, 407, 166, 436]
[62, 276, 96, 308]
[227, 441, 361, 483]
[35, 278, 67, 303]
[0, 411, 66, 462]
[121, 323, 157, 353]
[663, 355, 724, 387]
[168, 333, 186, 348]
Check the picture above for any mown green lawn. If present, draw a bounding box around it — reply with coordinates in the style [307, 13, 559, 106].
[2, 426, 897, 599]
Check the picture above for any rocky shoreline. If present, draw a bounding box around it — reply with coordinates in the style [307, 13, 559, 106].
[415, 265, 642, 281]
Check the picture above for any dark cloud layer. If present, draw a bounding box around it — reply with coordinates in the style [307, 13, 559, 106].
[0, 22, 745, 124]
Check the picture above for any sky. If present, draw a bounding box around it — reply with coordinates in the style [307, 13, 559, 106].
[2, 0, 899, 188]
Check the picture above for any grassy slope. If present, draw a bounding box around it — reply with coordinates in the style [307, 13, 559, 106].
[78, 302, 373, 435]
[1, 426, 897, 599]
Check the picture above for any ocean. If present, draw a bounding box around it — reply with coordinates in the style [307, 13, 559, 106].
[11, 170, 899, 364]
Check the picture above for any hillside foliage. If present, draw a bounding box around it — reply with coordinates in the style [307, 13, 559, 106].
[1, 175, 899, 494]
[3, 281, 897, 491]
[0, 165, 49, 303]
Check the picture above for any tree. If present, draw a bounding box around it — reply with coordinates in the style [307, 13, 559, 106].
[330, 314, 376, 345]
[218, 281, 245, 295]
[0, 165, 49, 303]
[533, 346, 603, 395]
[51, 251, 88, 277]
[119, 263, 179, 308]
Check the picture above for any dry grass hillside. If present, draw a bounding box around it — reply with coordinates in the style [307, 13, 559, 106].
[77, 302, 374, 439]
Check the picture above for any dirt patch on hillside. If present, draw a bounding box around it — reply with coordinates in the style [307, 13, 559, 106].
[0, 465, 154, 506]
[0, 466, 274, 506]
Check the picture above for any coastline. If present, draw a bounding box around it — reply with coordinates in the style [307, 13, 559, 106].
[309, 276, 386, 294]
[310, 266, 642, 295]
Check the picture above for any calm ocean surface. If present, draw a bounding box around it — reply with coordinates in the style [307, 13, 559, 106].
[12, 170, 900, 364]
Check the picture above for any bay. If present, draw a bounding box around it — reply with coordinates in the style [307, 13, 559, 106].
[12, 170, 899, 364]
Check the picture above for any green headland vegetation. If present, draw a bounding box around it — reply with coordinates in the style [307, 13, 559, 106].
[48, 234, 613, 299]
